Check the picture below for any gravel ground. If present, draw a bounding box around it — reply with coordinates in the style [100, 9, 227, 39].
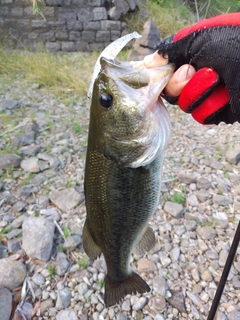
[0, 55, 240, 320]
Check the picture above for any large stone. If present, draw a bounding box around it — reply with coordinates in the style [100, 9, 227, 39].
[22, 217, 55, 262]
[226, 144, 240, 165]
[50, 188, 82, 212]
[21, 157, 40, 173]
[0, 258, 26, 290]
[92, 7, 107, 20]
[0, 287, 12, 320]
[164, 201, 184, 218]
[0, 154, 22, 169]
[129, 18, 160, 60]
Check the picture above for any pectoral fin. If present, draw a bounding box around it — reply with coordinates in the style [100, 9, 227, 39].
[82, 222, 102, 259]
[133, 226, 156, 256]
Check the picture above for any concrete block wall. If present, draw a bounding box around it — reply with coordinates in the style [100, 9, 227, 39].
[0, 0, 139, 51]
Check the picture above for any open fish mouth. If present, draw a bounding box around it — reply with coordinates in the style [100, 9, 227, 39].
[101, 58, 174, 167]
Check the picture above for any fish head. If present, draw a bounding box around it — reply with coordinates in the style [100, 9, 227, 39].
[90, 57, 174, 168]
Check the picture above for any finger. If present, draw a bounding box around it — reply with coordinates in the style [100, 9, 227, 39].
[164, 65, 196, 97]
[144, 51, 169, 68]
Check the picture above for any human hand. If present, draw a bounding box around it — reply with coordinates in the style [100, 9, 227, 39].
[144, 13, 240, 125]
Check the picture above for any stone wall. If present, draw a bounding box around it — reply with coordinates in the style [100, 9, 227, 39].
[0, 0, 140, 52]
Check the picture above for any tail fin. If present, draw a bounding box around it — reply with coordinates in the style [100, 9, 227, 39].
[104, 272, 150, 307]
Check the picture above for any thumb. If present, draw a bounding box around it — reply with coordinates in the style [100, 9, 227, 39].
[164, 64, 196, 97]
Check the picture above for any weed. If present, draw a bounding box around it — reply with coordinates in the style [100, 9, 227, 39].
[0, 224, 11, 237]
[58, 244, 65, 252]
[35, 210, 40, 217]
[62, 226, 72, 239]
[77, 255, 89, 270]
[72, 122, 82, 135]
[170, 191, 185, 204]
[48, 265, 56, 279]
[99, 280, 105, 289]
[198, 220, 216, 228]
[65, 180, 73, 188]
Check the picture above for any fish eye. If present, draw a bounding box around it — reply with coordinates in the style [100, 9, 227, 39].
[100, 93, 113, 109]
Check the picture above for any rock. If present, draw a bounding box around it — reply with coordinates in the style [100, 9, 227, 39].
[0, 99, 21, 110]
[129, 18, 160, 59]
[56, 287, 72, 310]
[170, 247, 180, 262]
[195, 190, 210, 202]
[186, 291, 204, 309]
[196, 225, 216, 240]
[21, 302, 33, 319]
[108, 6, 122, 20]
[185, 220, 197, 231]
[63, 234, 81, 251]
[132, 296, 147, 310]
[7, 238, 21, 253]
[13, 132, 35, 147]
[137, 258, 157, 272]
[32, 273, 45, 286]
[209, 157, 224, 169]
[0, 244, 7, 258]
[196, 177, 211, 189]
[178, 173, 197, 184]
[168, 290, 186, 314]
[212, 194, 233, 206]
[228, 309, 240, 320]
[201, 270, 212, 282]
[21, 157, 40, 173]
[0, 154, 22, 169]
[149, 296, 166, 311]
[50, 188, 82, 211]
[56, 251, 70, 276]
[114, 0, 130, 15]
[226, 144, 240, 165]
[122, 299, 131, 311]
[191, 268, 200, 282]
[187, 194, 199, 206]
[152, 275, 166, 297]
[117, 313, 129, 320]
[40, 299, 53, 315]
[232, 275, 240, 288]
[164, 201, 184, 218]
[40, 208, 61, 221]
[0, 258, 26, 290]
[0, 287, 12, 320]
[19, 184, 39, 198]
[126, 0, 136, 10]
[56, 309, 78, 320]
[22, 217, 55, 262]
[19, 145, 41, 156]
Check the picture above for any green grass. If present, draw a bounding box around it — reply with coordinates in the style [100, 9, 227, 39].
[48, 264, 56, 279]
[170, 191, 185, 204]
[0, 48, 99, 98]
[62, 226, 72, 239]
[77, 255, 89, 270]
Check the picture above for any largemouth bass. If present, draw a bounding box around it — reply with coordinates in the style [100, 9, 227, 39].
[83, 53, 174, 307]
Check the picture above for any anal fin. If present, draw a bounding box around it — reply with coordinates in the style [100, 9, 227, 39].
[104, 271, 150, 307]
[133, 225, 155, 256]
[82, 222, 102, 259]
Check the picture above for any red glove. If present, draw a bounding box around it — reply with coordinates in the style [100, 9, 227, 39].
[157, 13, 240, 124]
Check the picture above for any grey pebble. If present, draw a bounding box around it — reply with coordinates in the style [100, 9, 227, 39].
[0, 258, 26, 290]
[32, 273, 45, 286]
[0, 287, 12, 320]
[56, 287, 72, 310]
[63, 234, 81, 251]
[56, 309, 78, 320]
[164, 201, 184, 218]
